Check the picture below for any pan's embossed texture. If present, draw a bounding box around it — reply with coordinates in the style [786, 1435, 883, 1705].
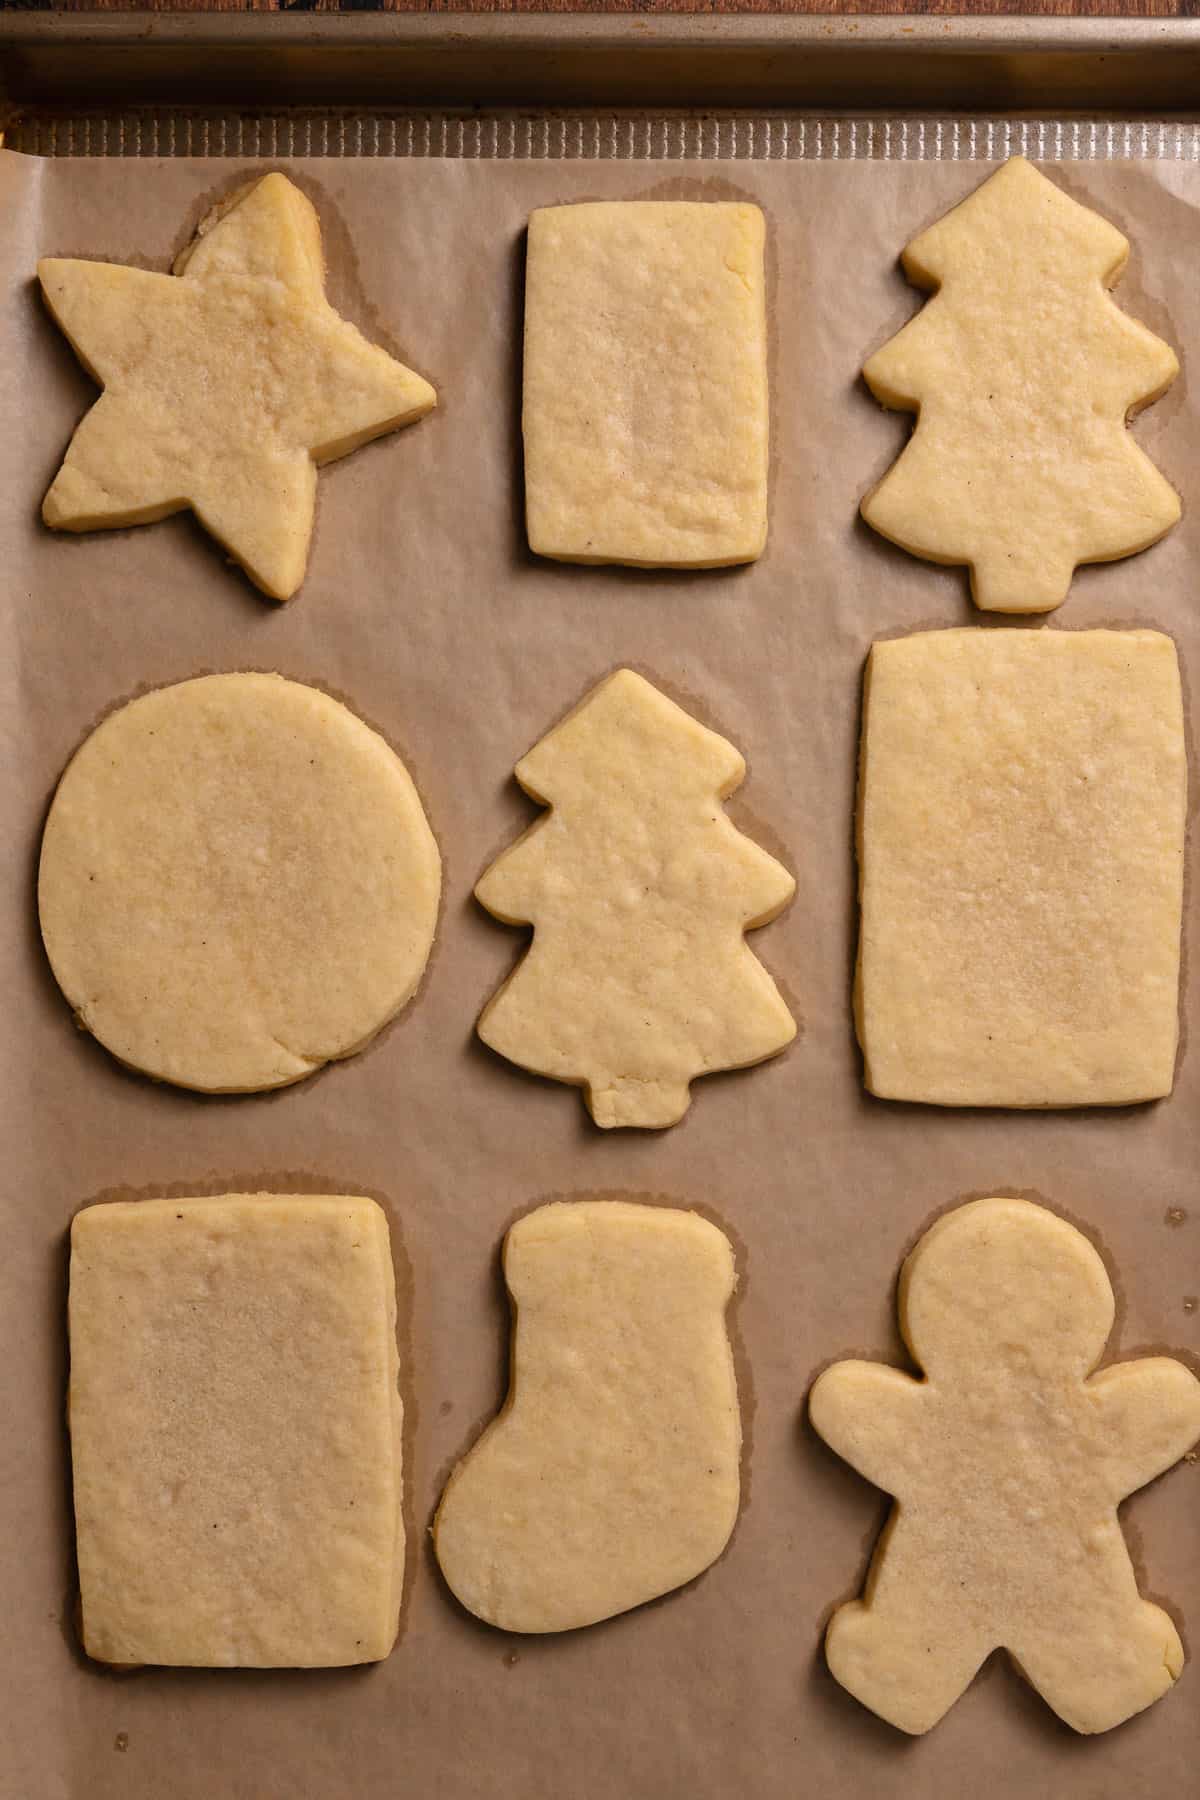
[9, 112, 1200, 160]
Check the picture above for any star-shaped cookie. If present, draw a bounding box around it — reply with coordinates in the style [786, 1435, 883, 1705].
[38, 173, 436, 600]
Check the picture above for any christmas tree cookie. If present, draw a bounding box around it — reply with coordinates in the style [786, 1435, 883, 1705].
[434, 1200, 741, 1632]
[70, 1194, 404, 1666]
[39, 673, 440, 1092]
[523, 202, 769, 566]
[475, 669, 796, 1127]
[862, 157, 1179, 612]
[39, 173, 436, 599]
[856, 628, 1185, 1106]
[810, 1197, 1200, 1734]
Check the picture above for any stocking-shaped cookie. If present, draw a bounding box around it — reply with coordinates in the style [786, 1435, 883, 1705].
[862, 157, 1179, 612]
[433, 1201, 741, 1632]
[810, 1197, 1200, 1735]
[475, 669, 796, 1128]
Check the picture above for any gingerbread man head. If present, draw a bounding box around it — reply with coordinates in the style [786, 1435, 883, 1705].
[899, 1197, 1114, 1381]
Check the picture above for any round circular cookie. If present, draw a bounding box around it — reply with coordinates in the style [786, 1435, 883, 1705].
[39, 673, 440, 1092]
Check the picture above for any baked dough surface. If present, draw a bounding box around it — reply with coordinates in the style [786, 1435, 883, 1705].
[39, 672, 440, 1092]
[69, 1194, 404, 1668]
[433, 1201, 741, 1632]
[523, 201, 769, 567]
[476, 668, 795, 1127]
[39, 172, 436, 599]
[862, 157, 1179, 613]
[810, 1197, 1200, 1735]
[856, 628, 1185, 1106]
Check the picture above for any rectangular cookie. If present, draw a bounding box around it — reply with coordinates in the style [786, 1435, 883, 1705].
[856, 628, 1186, 1107]
[68, 1193, 403, 1667]
[523, 201, 768, 567]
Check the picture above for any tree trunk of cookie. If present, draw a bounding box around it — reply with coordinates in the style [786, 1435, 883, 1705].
[587, 1076, 692, 1130]
[970, 553, 1074, 615]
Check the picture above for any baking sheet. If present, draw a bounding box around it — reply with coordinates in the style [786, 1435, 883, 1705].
[5, 14, 1200, 116]
[1, 148, 1197, 1800]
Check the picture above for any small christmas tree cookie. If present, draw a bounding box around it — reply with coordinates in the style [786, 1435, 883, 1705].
[810, 1197, 1200, 1735]
[862, 157, 1179, 612]
[434, 1200, 741, 1632]
[475, 669, 796, 1128]
[39, 173, 436, 599]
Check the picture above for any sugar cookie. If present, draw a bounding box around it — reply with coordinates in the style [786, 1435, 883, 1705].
[40, 173, 436, 599]
[856, 628, 1185, 1106]
[476, 669, 795, 1127]
[523, 201, 768, 567]
[862, 157, 1179, 612]
[810, 1196, 1200, 1734]
[70, 1194, 403, 1667]
[434, 1200, 741, 1632]
[39, 672, 440, 1091]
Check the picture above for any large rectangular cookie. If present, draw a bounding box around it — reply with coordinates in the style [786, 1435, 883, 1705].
[522, 201, 769, 567]
[68, 1193, 403, 1667]
[856, 628, 1186, 1107]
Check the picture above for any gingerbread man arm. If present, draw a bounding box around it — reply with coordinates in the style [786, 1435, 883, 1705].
[809, 1361, 928, 1498]
[1087, 1359, 1200, 1501]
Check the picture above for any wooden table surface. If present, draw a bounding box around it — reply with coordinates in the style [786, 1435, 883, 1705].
[35, 2, 1200, 23]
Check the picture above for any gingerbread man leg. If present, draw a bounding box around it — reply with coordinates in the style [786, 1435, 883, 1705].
[826, 1595, 990, 1735]
[1010, 1596, 1184, 1734]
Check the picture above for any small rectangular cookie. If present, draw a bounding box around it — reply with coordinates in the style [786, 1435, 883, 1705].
[856, 628, 1185, 1107]
[523, 201, 768, 567]
[69, 1194, 403, 1667]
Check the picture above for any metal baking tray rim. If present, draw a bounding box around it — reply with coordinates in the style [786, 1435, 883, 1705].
[3, 14, 1200, 120]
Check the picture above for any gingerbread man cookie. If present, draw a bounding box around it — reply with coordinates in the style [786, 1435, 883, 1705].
[809, 1197, 1200, 1735]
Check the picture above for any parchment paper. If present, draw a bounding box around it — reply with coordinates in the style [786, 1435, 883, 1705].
[1, 148, 1197, 1800]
